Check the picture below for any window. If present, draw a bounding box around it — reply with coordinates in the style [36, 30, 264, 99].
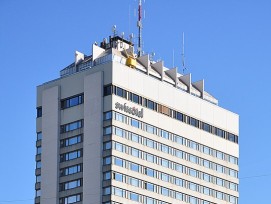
[161, 144, 169, 153]
[216, 151, 223, 160]
[114, 172, 123, 182]
[145, 182, 154, 191]
[60, 194, 81, 204]
[146, 124, 154, 134]
[103, 141, 112, 150]
[189, 183, 197, 191]
[161, 159, 169, 168]
[131, 119, 139, 128]
[104, 126, 112, 135]
[176, 192, 182, 200]
[161, 173, 169, 182]
[36, 161, 41, 169]
[114, 187, 123, 197]
[203, 146, 210, 155]
[216, 191, 223, 200]
[36, 175, 41, 182]
[36, 189, 41, 197]
[60, 135, 82, 147]
[60, 149, 82, 162]
[203, 173, 210, 182]
[216, 165, 223, 173]
[145, 168, 154, 177]
[103, 187, 111, 195]
[203, 187, 210, 195]
[36, 146, 42, 155]
[189, 169, 197, 177]
[130, 163, 139, 172]
[189, 141, 197, 150]
[228, 133, 236, 142]
[115, 158, 123, 167]
[104, 111, 112, 120]
[146, 153, 154, 163]
[60, 164, 82, 177]
[130, 178, 139, 187]
[60, 179, 82, 191]
[189, 155, 197, 164]
[37, 107, 42, 118]
[203, 160, 210, 168]
[161, 130, 169, 139]
[131, 133, 139, 142]
[115, 142, 123, 152]
[37, 132, 42, 141]
[217, 178, 223, 186]
[60, 120, 83, 133]
[131, 148, 139, 157]
[175, 178, 183, 186]
[216, 128, 223, 137]
[130, 93, 140, 104]
[202, 123, 211, 132]
[104, 156, 111, 165]
[190, 117, 198, 127]
[103, 172, 111, 180]
[176, 112, 183, 121]
[175, 136, 183, 144]
[61, 94, 84, 109]
[115, 127, 124, 137]
[104, 85, 112, 96]
[130, 193, 139, 201]
[116, 87, 126, 98]
[161, 187, 169, 196]
[176, 150, 183, 159]
[146, 139, 154, 148]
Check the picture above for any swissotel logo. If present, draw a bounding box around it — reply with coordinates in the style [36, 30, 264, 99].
[115, 102, 143, 118]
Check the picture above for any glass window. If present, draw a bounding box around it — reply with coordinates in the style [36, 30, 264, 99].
[216, 192, 223, 200]
[131, 93, 139, 104]
[189, 183, 197, 191]
[130, 178, 139, 187]
[175, 178, 182, 186]
[146, 124, 154, 134]
[203, 160, 210, 168]
[161, 159, 169, 168]
[175, 136, 183, 144]
[103, 156, 111, 165]
[104, 85, 112, 96]
[115, 113, 124, 122]
[116, 87, 124, 97]
[161, 144, 169, 153]
[176, 112, 183, 121]
[216, 151, 223, 160]
[161, 130, 169, 139]
[146, 154, 154, 163]
[146, 139, 154, 148]
[176, 192, 182, 200]
[104, 111, 112, 120]
[189, 197, 197, 204]
[36, 175, 41, 182]
[115, 142, 123, 152]
[161, 187, 169, 196]
[36, 146, 42, 155]
[176, 164, 182, 173]
[36, 189, 41, 197]
[131, 148, 139, 157]
[61, 135, 82, 147]
[145, 182, 154, 191]
[61, 164, 82, 177]
[61, 94, 84, 109]
[217, 178, 223, 186]
[131, 119, 139, 128]
[37, 107, 42, 118]
[36, 161, 41, 169]
[203, 187, 210, 195]
[104, 126, 112, 135]
[203, 123, 211, 132]
[176, 150, 183, 159]
[37, 132, 42, 141]
[216, 165, 223, 173]
[146, 197, 154, 204]
[103, 172, 111, 180]
[189, 169, 197, 177]
[114, 173, 123, 182]
[228, 133, 236, 142]
[103, 141, 112, 150]
[115, 158, 123, 167]
[161, 173, 169, 182]
[203, 173, 210, 182]
[145, 168, 154, 177]
[189, 155, 197, 164]
[131, 163, 139, 172]
[131, 133, 139, 142]
[63, 179, 81, 190]
[190, 117, 198, 127]
[189, 141, 197, 150]
[103, 187, 111, 195]
[203, 146, 210, 155]
[130, 192, 139, 201]
[115, 127, 124, 137]
[114, 188, 123, 197]
[216, 128, 223, 137]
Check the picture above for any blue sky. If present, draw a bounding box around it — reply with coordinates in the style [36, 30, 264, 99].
[0, 0, 271, 203]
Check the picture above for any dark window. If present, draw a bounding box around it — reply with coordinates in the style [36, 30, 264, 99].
[131, 93, 139, 104]
[116, 87, 124, 97]
[203, 123, 211, 132]
[104, 85, 112, 96]
[216, 128, 223, 137]
[61, 94, 84, 109]
[60, 164, 82, 177]
[37, 132, 42, 141]
[228, 133, 236, 142]
[37, 107, 42, 118]
[60, 120, 83, 133]
[176, 112, 183, 121]
[147, 100, 154, 110]
[190, 117, 198, 127]
[60, 135, 82, 148]
[60, 149, 82, 162]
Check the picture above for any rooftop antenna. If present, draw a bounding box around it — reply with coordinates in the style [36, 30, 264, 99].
[137, 0, 144, 57]
[112, 25, 117, 37]
[182, 32, 187, 73]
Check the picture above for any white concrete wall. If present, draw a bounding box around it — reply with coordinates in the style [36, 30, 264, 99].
[83, 71, 103, 204]
[40, 86, 59, 204]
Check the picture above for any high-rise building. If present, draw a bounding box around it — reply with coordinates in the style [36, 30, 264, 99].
[35, 35, 239, 204]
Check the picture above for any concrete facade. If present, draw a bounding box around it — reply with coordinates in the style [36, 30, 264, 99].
[35, 36, 239, 204]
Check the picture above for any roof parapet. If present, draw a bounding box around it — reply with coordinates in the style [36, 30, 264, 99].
[179, 74, 191, 93]
[137, 54, 150, 75]
[192, 79, 205, 99]
[152, 61, 164, 81]
[165, 67, 178, 87]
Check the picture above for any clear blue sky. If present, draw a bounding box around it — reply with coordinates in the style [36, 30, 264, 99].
[1, 0, 270, 203]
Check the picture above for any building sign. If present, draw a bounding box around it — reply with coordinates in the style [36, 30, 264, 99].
[115, 102, 143, 118]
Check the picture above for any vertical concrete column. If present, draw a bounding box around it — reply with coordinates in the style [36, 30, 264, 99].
[41, 86, 60, 204]
[83, 71, 103, 204]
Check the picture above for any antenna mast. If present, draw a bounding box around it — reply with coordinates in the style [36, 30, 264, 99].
[137, 0, 143, 57]
[182, 32, 187, 73]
